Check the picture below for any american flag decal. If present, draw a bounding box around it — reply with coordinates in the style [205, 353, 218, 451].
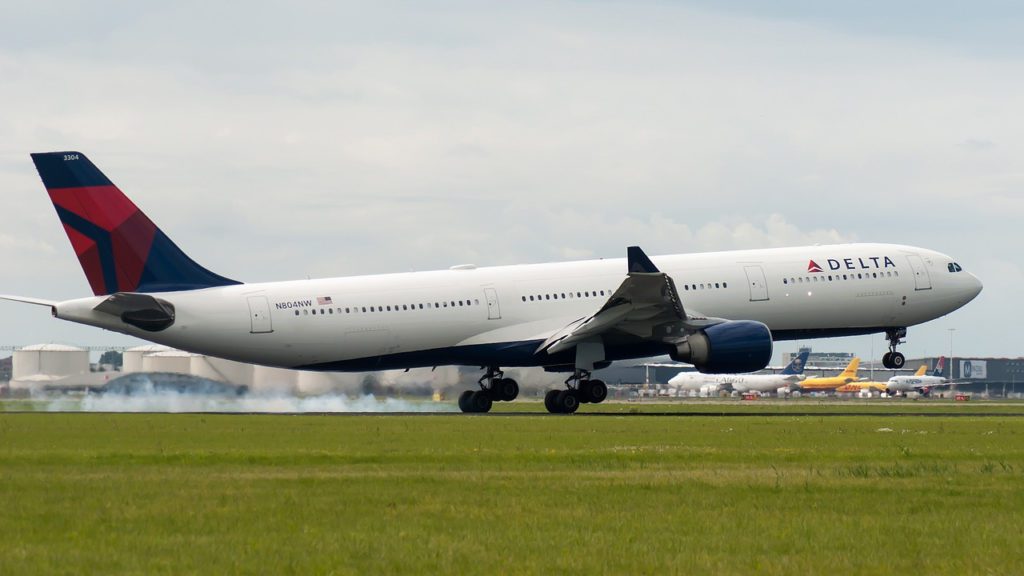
[317, 296, 333, 305]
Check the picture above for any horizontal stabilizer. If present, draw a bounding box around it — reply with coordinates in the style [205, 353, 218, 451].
[0, 294, 58, 307]
[94, 292, 176, 332]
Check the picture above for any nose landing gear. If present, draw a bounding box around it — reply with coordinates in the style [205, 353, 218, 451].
[882, 328, 907, 370]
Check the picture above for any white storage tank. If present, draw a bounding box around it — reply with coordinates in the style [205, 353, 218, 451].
[123, 345, 173, 373]
[190, 355, 254, 388]
[142, 350, 193, 374]
[12, 344, 89, 380]
[252, 366, 299, 394]
[11, 344, 90, 390]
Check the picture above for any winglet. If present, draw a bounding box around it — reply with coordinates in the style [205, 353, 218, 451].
[627, 246, 659, 273]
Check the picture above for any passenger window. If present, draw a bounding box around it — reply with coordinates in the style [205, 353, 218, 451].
[303, 309, 308, 315]
[294, 310, 299, 316]
[685, 284, 690, 290]
[872, 272, 877, 278]
[577, 292, 582, 298]
[715, 283, 719, 289]
[561, 293, 566, 299]
[723, 282, 727, 288]
[545, 295, 550, 300]
[329, 308, 333, 314]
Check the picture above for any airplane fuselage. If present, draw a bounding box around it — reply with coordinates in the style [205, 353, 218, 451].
[52, 243, 982, 372]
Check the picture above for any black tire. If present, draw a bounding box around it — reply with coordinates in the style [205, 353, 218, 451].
[544, 389, 562, 413]
[588, 379, 608, 403]
[882, 352, 893, 369]
[496, 378, 519, 402]
[577, 380, 592, 404]
[458, 390, 475, 413]
[891, 352, 906, 369]
[556, 390, 579, 414]
[471, 391, 493, 413]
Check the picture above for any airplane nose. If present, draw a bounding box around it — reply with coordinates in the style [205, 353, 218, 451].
[966, 273, 983, 300]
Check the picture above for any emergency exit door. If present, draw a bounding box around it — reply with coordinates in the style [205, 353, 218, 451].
[247, 296, 274, 333]
[743, 265, 770, 302]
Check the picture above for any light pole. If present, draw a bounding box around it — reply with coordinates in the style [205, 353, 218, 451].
[947, 329, 955, 377]
[948, 328, 956, 393]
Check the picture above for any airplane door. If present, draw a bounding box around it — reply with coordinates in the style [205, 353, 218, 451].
[906, 255, 932, 291]
[743, 265, 769, 302]
[247, 296, 274, 333]
[484, 288, 501, 320]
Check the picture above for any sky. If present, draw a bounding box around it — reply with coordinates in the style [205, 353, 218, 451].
[0, 0, 1021, 366]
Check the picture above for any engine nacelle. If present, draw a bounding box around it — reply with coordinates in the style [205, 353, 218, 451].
[671, 320, 773, 374]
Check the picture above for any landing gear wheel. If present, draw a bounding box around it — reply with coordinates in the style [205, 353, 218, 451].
[890, 352, 905, 369]
[882, 352, 893, 369]
[587, 379, 608, 404]
[458, 390, 475, 413]
[544, 390, 561, 413]
[470, 391, 493, 413]
[577, 380, 592, 404]
[556, 390, 579, 414]
[495, 378, 519, 402]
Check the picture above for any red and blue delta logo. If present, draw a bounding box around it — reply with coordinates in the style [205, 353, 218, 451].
[807, 260, 823, 273]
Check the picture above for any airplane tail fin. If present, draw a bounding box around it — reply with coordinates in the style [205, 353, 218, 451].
[842, 357, 860, 376]
[30, 152, 241, 296]
[913, 365, 927, 377]
[933, 356, 946, 377]
[781, 349, 810, 375]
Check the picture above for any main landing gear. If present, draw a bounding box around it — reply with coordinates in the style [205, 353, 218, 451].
[543, 370, 608, 414]
[882, 328, 907, 370]
[458, 367, 519, 413]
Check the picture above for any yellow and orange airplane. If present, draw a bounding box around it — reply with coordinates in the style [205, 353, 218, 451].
[799, 357, 861, 392]
[835, 364, 928, 394]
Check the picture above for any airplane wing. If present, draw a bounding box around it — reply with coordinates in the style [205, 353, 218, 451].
[537, 246, 726, 356]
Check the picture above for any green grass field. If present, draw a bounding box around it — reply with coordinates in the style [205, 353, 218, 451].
[2, 406, 1023, 574]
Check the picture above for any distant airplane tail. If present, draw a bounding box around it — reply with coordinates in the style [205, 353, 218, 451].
[30, 152, 240, 296]
[913, 365, 927, 377]
[841, 357, 860, 376]
[933, 356, 946, 377]
[781, 349, 810, 375]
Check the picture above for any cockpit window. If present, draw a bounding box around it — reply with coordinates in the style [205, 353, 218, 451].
[954, 263, 963, 272]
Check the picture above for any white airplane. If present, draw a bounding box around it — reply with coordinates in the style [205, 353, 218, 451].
[886, 356, 950, 396]
[0, 152, 983, 413]
[669, 349, 810, 395]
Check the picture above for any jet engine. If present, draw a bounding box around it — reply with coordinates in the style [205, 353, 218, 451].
[670, 320, 773, 374]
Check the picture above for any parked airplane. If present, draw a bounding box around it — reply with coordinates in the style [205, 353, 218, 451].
[799, 358, 862, 392]
[0, 152, 983, 413]
[886, 357, 949, 396]
[835, 364, 929, 394]
[668, 349, 810, 395]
